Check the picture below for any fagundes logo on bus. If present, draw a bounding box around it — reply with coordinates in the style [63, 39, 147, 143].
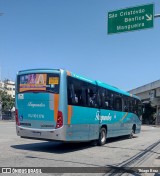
[28, 102, 45, 108]
[95, 111, 112, 121]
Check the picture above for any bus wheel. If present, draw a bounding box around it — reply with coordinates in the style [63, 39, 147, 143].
[129, 130, 133, 139]
[98, 127, 107, 146]
[129, 126, 135, 139]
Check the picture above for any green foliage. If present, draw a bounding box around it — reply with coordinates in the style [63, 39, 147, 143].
[0, 90, 15, 112]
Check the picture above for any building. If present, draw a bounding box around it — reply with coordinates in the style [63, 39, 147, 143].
[129, 80, 160, 125]
[4, 80, 15, 98]
[0, 80, 16, 98]
[0, 81, 4, 91]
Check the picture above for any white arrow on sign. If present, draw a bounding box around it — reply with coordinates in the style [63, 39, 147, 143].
[146, 14, 152, 21]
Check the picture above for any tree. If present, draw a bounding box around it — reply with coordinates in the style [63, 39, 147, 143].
[0, 90, 14, 113]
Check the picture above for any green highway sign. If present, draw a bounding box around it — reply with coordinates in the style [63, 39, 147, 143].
[108, 4, 154, 34]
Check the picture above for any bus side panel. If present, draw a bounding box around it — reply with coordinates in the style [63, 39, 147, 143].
[99, 110, 141, 137]
[66, 106, 99, 141]
[125, 113, 141, 134]
[135, 123, 141, 134]
[134, 115, 142, 134]
[100, 109, 127, 138]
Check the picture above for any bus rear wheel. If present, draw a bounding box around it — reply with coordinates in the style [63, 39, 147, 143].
[129, 129, 134, 139]
[129, 125, 136, 139]
[98, 127, 107, 146]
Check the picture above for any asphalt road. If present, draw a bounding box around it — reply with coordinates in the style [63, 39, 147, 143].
[0, 121, 160, 176]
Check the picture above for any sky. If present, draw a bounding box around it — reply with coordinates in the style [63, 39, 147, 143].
[0, 0, 159, 91]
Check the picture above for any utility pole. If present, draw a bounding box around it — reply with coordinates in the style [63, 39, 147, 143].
[0, 12, 4, 120]
[0, 12, 4, 81]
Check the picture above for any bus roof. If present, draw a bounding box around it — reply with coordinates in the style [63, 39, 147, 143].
[17, 68, 60, 75]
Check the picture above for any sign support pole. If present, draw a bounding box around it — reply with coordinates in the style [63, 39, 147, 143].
[154, 14, 160, 18]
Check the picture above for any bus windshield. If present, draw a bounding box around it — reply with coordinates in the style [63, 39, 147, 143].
[17, 73, 60, 93]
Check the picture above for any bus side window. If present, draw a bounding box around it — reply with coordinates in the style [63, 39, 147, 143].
[68, 77, 96, 107]
[123, 97, 129, 112]
[67, 78, 76, 105]
[105, 89, 110, 109]
[96, 87, 101, 108]
[87, 85, 97, 108]
[99, 88, 106, 108]
[114, 93, 122, 111]
[132, 99, 138, 114]
[108, 91, 114, 110]
[129, 98, 134, 113]
[137, 100, 142, 117]
[73, 79, 84, 106]
[67, 77, 81, 105]
[81, 86, 87, 106]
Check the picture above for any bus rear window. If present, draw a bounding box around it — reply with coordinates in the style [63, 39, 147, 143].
[18, 73, 59, 93]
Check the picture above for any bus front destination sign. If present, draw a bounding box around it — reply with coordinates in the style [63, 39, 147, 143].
[108, 4, 154, 34]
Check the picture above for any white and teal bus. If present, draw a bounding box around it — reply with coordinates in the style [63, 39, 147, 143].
[15, 69, 142, 146]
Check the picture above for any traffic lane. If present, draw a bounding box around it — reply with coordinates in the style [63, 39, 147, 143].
[4, 139, 160, 176]
[9, 135, 160, 168]
[0, 123, 160, 169]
